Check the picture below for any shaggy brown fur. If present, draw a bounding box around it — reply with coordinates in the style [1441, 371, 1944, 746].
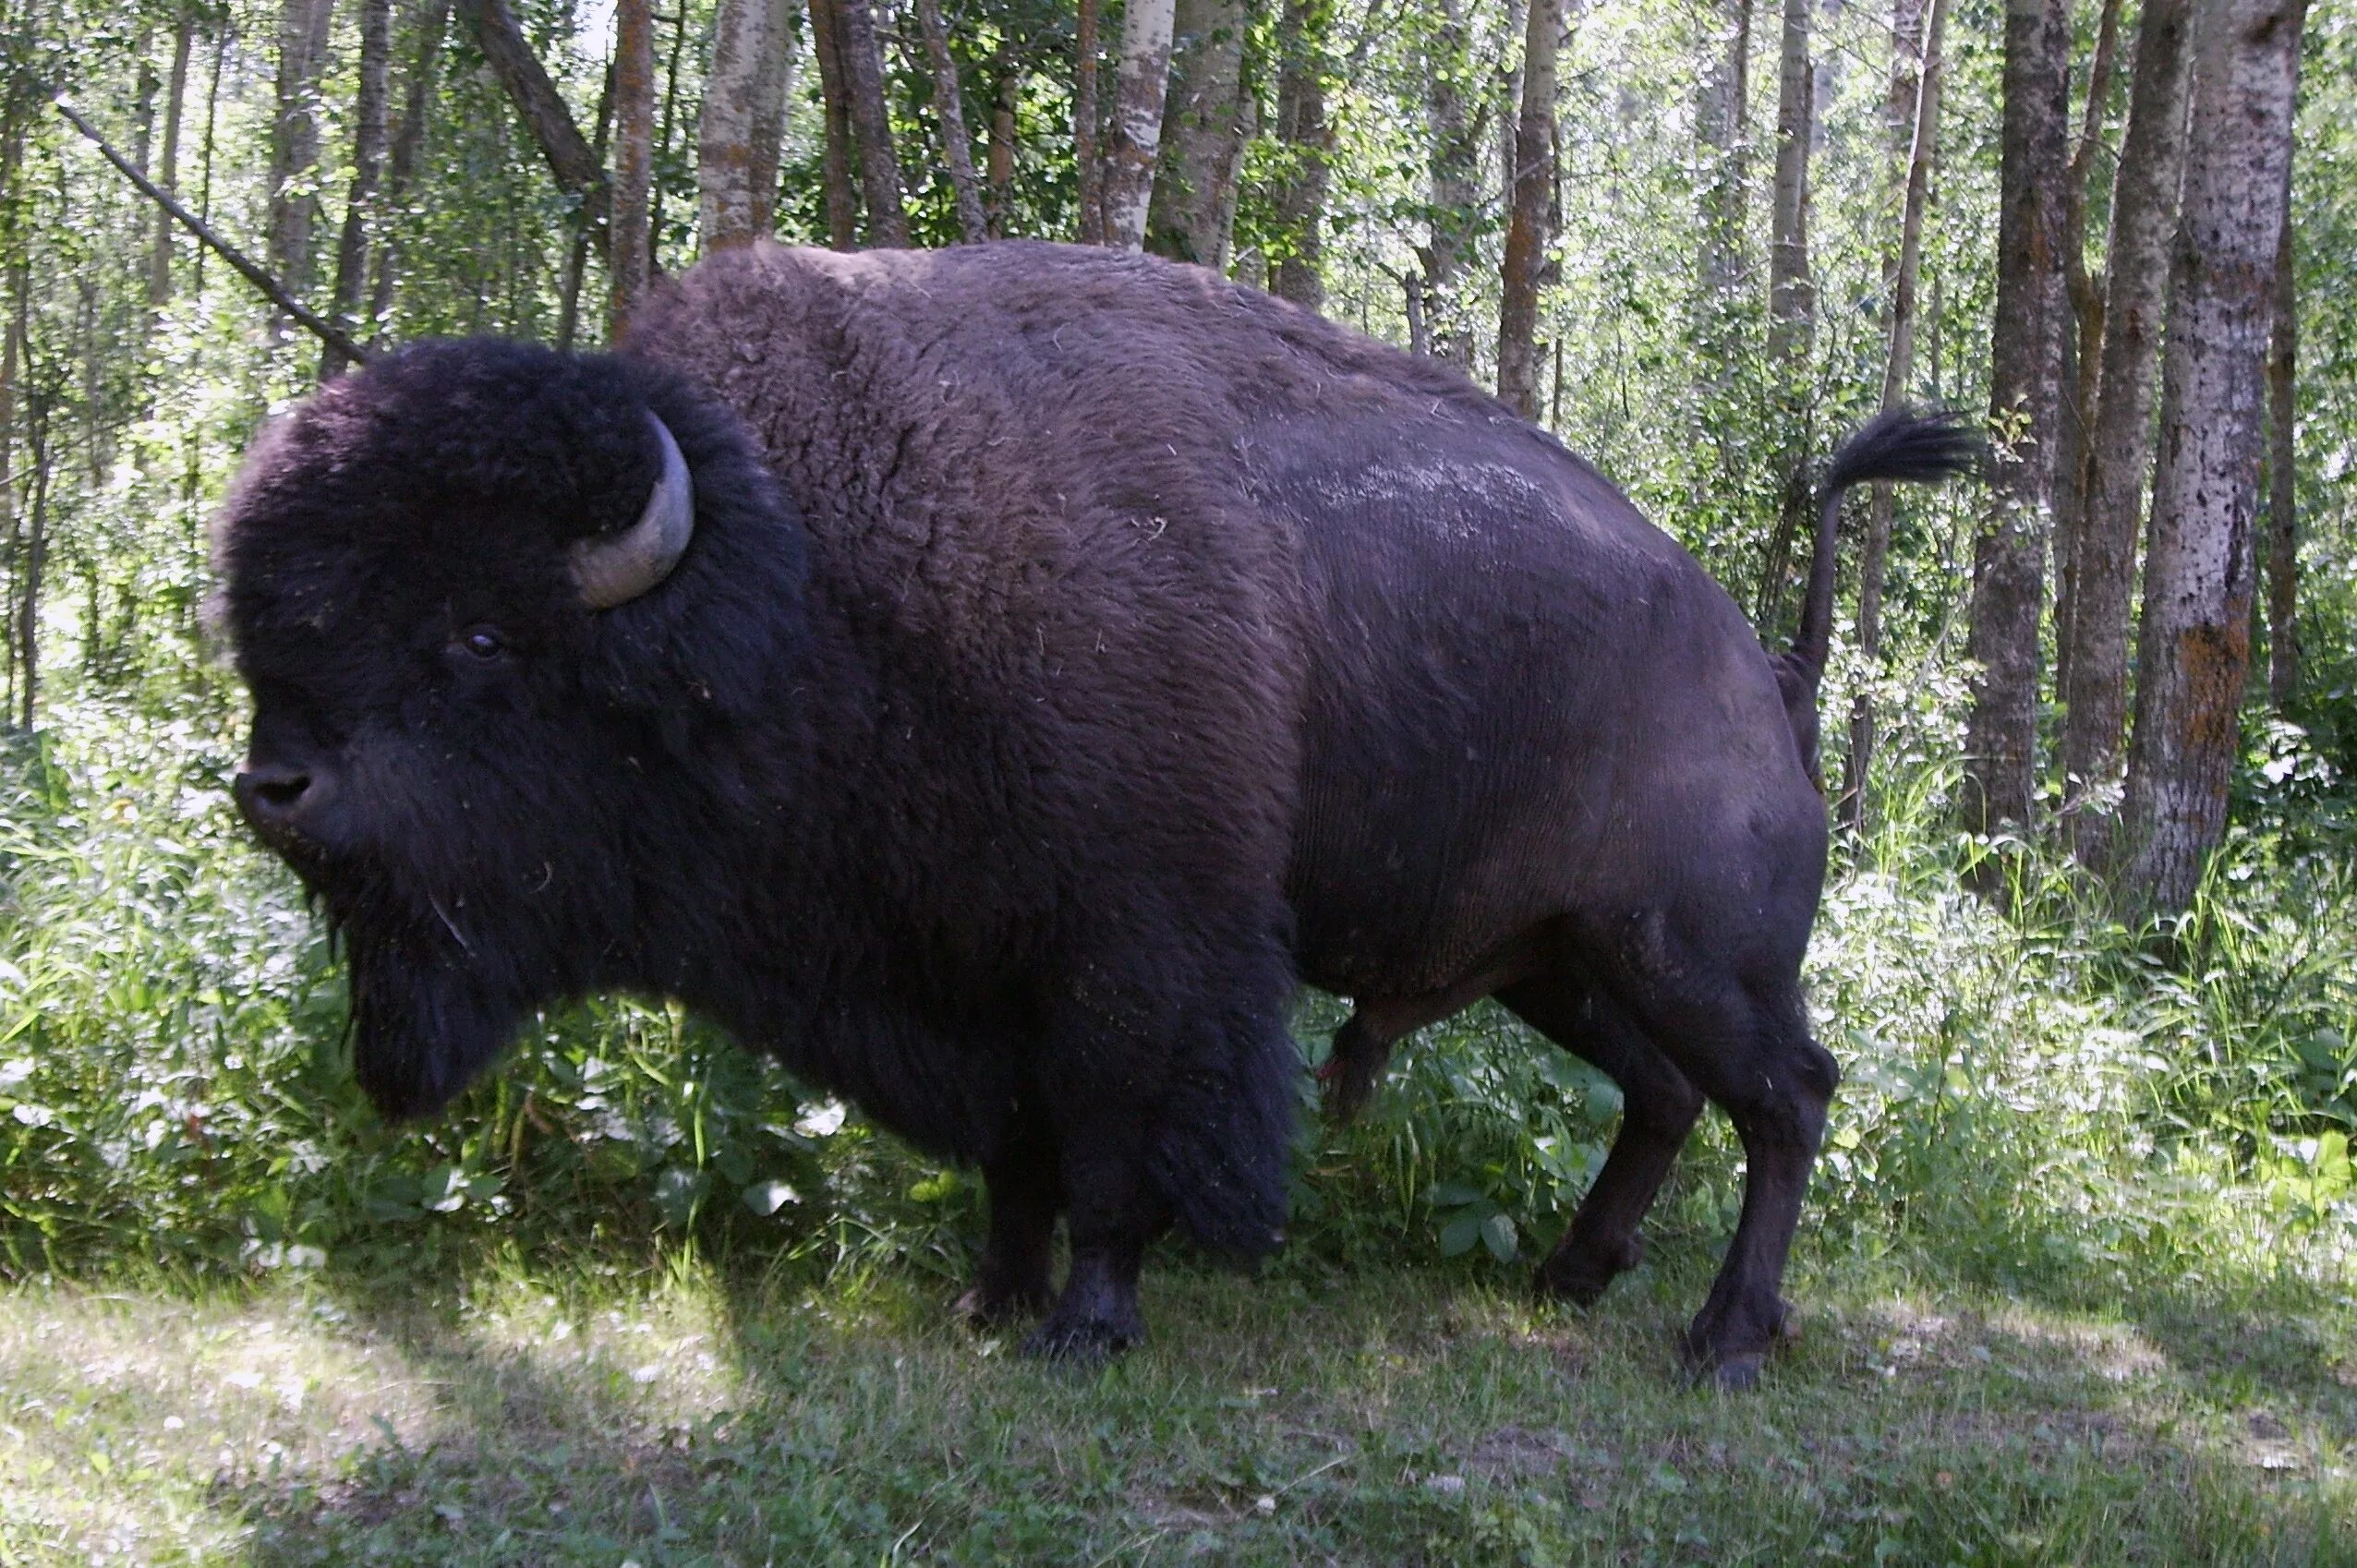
[220, 238, 1958, 1381]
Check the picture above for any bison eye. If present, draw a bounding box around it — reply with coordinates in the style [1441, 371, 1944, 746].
[455, 626, 509, 662]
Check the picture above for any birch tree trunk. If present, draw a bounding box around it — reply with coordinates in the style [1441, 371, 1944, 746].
[699, 0, 798, 250]
[1075, 0, 1105, 242]
[2055, 0, 2193, 864]
[610, 0, 656, 333]
[1960, 0, 2071, 857]
[268, 0, 336, 316]
[148, 10, 194, 309]
[1497, 0, 1559, 419]
[321, 0, 393, 379]
[2120, 0, 2307, 915]
[1101, 0, 1178, 249]
[1146, 0, 1251, 268]
[837, 0, 910, 246]
[914, 0, 987, 244]
[2049, 0, 2124, 714]
[1695, 0, 1752, 323]
[1423, 0, 1481, 370]
[806, 0, 859, 248]
[1839, 0, 1949, 831]
[1269, 0, 1333, 308]
[2265, 188, 2299, 710]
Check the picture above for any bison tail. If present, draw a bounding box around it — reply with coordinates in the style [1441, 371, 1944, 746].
[1150, 998, 1297, 1260]
[1787, 406, 1980, 681]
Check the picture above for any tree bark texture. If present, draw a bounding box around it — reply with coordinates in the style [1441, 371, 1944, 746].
[322, 0, 393, 379]
[700, 0, 799, 249]
[1840, 0, 1949, 830]
[1422, 0, 1481, 370]
[268, 0, 335, 303]
[2055, 0, 2193, 862]
[1102, 0, 1178, 249]
[2265, 183, 2299, 710]
[913, 0, 987, 243]
[1765, 0, 1814, 368]
[1269, 0, 1334, 308]
[1497, 0, 1559, 419]
[610, 0, 657, 333]
[148, 10, 194, 309]
[2049, 0, 2124, 713]
[1960, 0, 2071, 851]
[836, 0, 909, 246]
[2120, 0, 2306, 915]
[1146, 0, 1251, 269]
[1695, 0, 1753, 324]
[986, 50, 1018, 237]
[806, 0, 860, 248]
[1074, 0, 1105, 242]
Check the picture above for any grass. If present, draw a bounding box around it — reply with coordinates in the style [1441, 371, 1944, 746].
[1, 1228, 2351, 1566]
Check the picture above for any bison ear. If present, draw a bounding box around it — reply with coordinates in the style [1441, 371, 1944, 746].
[571, 412, 695, 609]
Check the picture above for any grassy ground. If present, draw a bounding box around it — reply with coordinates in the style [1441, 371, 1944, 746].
[3, 1230, 2351, 1567]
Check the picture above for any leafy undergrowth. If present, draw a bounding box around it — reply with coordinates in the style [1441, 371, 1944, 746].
[0, 1236, 2351, 1566]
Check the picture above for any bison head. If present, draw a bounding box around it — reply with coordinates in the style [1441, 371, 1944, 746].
[213, 340, 809, 1118]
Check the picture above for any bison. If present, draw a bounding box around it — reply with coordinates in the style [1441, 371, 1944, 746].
[217, 240, 1965, 1385]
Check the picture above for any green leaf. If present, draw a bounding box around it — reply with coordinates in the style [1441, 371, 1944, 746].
[1438, 1210, 1482, 1258]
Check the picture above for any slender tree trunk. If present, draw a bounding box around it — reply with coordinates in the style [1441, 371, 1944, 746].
[268, 0, 336, 326]
[1840, 0, 1949, 831]
[148, 11, 194, 311]
[367, 0, 451, 335]
[1101, 0, 1178, 249]
[701, 0, 792, 249]
[837, 0, 909, 246]
[610, 0, 656, 332]
[1422, 0, 1481, 370]
[807, 0, 860, 248]
[1756, 0, 1816, 631]
[2265, 191, 2298, 710]
[1146, 0, 1251, 267]
[1075, 0, 1105, 242]
[2120, 0, 2307, 915]
[466, 0, 610, 246]
[914, 0, 988, 243]
[1269, 0, 1333, 308]
[1695, 0, 1753, 323]
[193, 25, 226, 296]
[15, 395, 48, 731]
[653, 0, 693, 259]
[1498, 0, 1559, 418]
[2049, 0, 2124, 718]
[2056, 0, 2194, 863]
[559, 55, 616, 351]
[322, 0, 393, 379]
[986, 47, 1018, 237]
[1960, 0, 2072, 859]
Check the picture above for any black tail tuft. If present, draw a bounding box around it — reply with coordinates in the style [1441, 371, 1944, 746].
[1789, 406, 1979, 681]
[1150, 997, 1297, 1260]
[1780, 407, 1978, 784]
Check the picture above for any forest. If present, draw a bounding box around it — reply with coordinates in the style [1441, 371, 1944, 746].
[0, 0, 2352, 1561]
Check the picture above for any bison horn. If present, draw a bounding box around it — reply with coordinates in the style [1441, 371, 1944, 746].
[571, 413, 695, 609]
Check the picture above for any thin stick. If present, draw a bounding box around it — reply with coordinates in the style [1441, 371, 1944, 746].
[52, 95, 369, 366]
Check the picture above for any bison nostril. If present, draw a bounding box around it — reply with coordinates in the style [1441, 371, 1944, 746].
[236, 764, 319, 825]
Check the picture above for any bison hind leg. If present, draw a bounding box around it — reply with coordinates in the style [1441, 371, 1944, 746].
[958, 1108, 1062, 1327]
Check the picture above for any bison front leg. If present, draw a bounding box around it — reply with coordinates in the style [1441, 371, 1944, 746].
[957, 1110, 1061, 1326]
[1020, 1118, 1168, 1359]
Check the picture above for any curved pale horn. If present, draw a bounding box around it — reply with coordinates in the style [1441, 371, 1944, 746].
[571, 413, 695, 609]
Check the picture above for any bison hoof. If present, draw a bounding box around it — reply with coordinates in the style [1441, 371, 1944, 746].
[1533, 1236, 1642, 1308]
[955, 1279, 1053, 1328]
[1021, 1312, 1142, 1362]
[1678, 1297, 1797, 1390]
[1701, 1353, 1765, 1393]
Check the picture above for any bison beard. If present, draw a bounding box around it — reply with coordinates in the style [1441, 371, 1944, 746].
[216, 240, 1965, 1383]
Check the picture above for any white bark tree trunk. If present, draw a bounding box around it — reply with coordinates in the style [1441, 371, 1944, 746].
[2119, 0, 2308, 915]
[1146, 0, 1251, 268]
[699, 0, 798, 250]
[1101, 0, 1178, 250]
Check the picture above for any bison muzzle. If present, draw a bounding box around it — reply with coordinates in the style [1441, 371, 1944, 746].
[216, 240, 1967, 1383]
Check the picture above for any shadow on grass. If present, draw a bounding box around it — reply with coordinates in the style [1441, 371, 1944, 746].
[175, 1204, 2356, 1568]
